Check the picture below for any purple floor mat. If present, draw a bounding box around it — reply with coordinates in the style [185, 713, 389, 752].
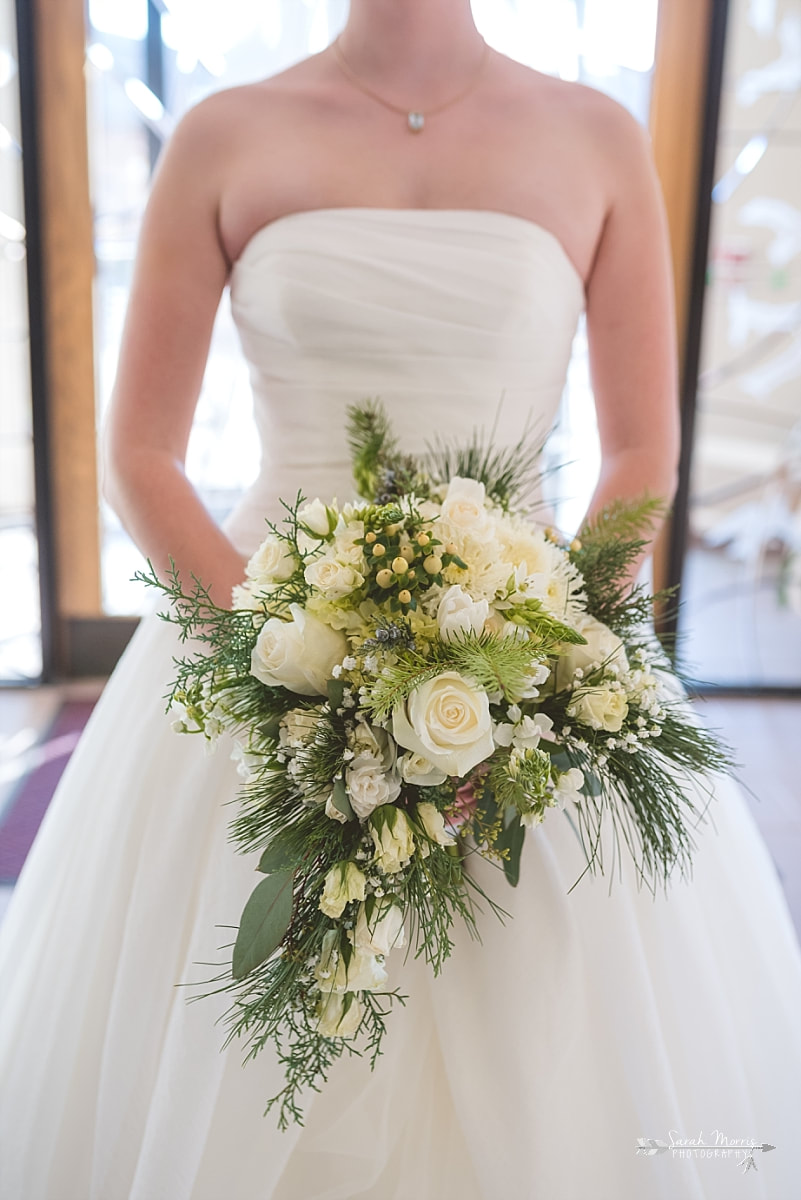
[0, 700, 96, 883]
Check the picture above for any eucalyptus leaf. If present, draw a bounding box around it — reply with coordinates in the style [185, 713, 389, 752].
[257, 832, 301, 875]
[331, 778, 355, 820]
[496, 814, 525, 887]
[232, 870, 294, 981]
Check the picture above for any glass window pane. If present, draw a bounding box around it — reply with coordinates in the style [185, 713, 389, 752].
[0, 0, 41, 681]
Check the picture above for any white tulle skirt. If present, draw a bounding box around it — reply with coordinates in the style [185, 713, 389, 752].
[1, 599, 800, 1200]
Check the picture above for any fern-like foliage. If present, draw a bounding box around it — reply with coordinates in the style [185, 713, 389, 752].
[571, 496, 668, 634]
[425, 417, 551, 511]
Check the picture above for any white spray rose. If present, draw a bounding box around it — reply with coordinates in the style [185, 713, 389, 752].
[437, 584, 490, 643]
[251, 603, 347, 695]
[316, 991, 363, 1038]
[416, 801, 456, 850]
[369, 806, 416, 874]
[304, 554, 364, 600]
[352, 898, 406, 956]
[245, 534, 296, 584]
[569, 687, 629, 733]
[318, 861, 367, 919]
[298, 498, 334, 537]
[556, 614, 629, 689]
[399, 752, 448, 787]
[346, 755, 401, 820]
[440, 476, 495, 541]
[314, 930, 387, 993]
[392, 671, 494, 778]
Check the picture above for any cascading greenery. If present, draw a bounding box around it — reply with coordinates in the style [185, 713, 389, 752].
[138, 398, 734, 1128]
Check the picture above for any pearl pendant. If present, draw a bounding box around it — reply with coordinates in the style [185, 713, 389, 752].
[407, 111, 425, 133]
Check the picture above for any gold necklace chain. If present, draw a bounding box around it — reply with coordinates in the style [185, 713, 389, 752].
[331, 36, 489, 133]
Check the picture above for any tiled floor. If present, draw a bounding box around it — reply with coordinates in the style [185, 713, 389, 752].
[0, 687, 799, 938]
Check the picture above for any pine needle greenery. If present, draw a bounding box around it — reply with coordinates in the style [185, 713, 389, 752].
[138, 397, 735, 1129]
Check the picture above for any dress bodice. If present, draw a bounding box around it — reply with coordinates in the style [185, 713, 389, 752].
[224, 207, 586, 552]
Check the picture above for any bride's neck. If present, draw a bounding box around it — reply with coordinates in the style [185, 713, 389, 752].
[339, 0, 484, 87]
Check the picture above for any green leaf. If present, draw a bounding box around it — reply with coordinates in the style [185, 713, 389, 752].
[496, 808, 525, 887]
[257, 831, 302, 875]
[327, 677, 345, 711]
[232, 870, 294, 980]
[331, 778, 355, 820]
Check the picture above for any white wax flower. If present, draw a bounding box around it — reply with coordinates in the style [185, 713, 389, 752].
[392, 671, 494, 778]
[437, 584, 490, 643]
[250, 603, 347, 695]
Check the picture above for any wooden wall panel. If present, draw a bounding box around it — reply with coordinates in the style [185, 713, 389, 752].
[648, 0, 716, 596]
[32, 0, 100, 623]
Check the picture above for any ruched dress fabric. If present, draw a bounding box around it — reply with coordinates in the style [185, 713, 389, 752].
[1, 208, 800, 1200]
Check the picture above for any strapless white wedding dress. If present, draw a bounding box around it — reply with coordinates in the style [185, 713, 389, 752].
[1, 209, 800, 1200]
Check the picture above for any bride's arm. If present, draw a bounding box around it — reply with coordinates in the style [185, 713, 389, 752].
[581, 98, 681, 577]
[102, 95, 248, 607]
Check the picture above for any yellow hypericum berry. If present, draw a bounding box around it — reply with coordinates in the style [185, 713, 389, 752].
[384, 522, 401, 536]
[365, 530, 377, 544]
[570, 538, 582, 552]
[416, 532, 430, 547]
[444, 543, 458, 556]
[376, 568, 394, 588]
[372, 543, 386, 557]
[400, 544, 415, 563]
[398, 589, 412, 604]
[544, 526, 558, 542]
[392, 556, 408, 574]
[407, 569, 416, 580]
[423, 554, 443, 574]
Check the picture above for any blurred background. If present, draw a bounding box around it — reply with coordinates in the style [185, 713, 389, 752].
[0, 0, 799, 929]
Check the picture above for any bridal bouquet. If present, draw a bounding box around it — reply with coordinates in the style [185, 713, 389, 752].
[140, 401, 731, 1127]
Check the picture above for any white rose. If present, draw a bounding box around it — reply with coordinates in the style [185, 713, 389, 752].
[298, 498, 334, 537]
[346, 755, 401, 820]
[369, 806, 416, 874]
[352, 898, 406, 956]
[279, 707, 320, 749]
[245, 534, 296, 584]
[399, 752, 447, 787]
[416, 801, 456, 850]
[568, 687, 629, 733]
[318, 861, 367, 919]
[316, 991, 363, 1038]
[251, 603, 347, 695]
[440, 476, 494, 540]
[437, 584, 490, 643]
[556, 614, 629, 689]
[392, 671, 494, 777]
[304, 554, 364, 600]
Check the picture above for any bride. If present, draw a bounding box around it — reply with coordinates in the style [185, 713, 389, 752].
[2, 2, 800, 1197]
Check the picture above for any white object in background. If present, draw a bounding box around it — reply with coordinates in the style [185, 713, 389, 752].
[738, 197, 801, 268]
[749, 0, 777, 38]
[727, 288, 801, 347]
[737, 12, 801, 106]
